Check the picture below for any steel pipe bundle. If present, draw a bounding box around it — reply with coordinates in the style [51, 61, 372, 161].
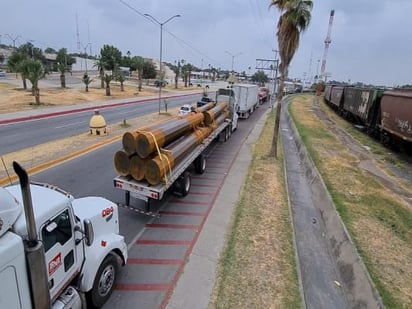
[114, 150, 134, 176]
[122, 131, 140, 155]
[210, 110, 229, 130]
[195, 102, 216, 113]
[115, 102, 225, 182]
[136, 113, 205, 158]
[203, 102, 228, 125]
[145, 126, 213, 185]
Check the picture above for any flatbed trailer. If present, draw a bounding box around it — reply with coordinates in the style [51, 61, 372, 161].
[113, 118, 234, 209]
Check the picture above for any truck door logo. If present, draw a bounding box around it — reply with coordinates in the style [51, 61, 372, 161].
[102, 206, 114, 222]
[49, 253, 62, 276]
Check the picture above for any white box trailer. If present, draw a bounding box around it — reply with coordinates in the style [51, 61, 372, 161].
[232, 84, 259, 119]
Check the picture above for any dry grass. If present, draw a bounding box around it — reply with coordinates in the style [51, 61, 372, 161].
[209, 110, 300, 308]
[289, 95, 412, 308]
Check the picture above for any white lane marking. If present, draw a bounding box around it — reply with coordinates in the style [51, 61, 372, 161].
[55, 121, 86, 129]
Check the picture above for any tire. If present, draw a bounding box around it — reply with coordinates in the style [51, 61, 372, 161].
[179, 172, 192, 196]
[88, 254, 118, 308]
[194, 154, 206, 174]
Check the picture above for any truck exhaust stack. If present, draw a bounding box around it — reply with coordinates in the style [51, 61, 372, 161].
[13, 161, 51, 309]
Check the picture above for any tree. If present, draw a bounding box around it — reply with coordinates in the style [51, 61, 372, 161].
[251, 70, 269, 84]
[56, 48, 75, 88]
[82, 74, 93, 92]
[45, 47, 57, 54]
[22, 59, 45, 105]
[181, 62, 194, 87]
[142, 61, 156, 81]
[115, 72, 126, 91]
[170, 60, 182, 89]
[104, 74, 114, 96]
[94, 57, 106, 89]
[8, 51, 28, 89]
[130, 56, 145, 91]
[0, 53, 5, 64]
[100, 45, 122, 72]
[99, 45, 122, 96]
[270, 0, 313, 158]
[8, 42, 46, 90]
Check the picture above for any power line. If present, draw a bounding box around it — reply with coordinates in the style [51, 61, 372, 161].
[119, 0, 225, 69]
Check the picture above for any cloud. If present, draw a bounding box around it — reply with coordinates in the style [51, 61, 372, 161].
[2, 0, 411, 86]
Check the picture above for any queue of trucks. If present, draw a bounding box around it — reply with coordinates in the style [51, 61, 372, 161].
[0, 83, 267, 308]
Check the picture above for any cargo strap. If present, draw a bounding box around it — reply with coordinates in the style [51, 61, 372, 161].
[142, 130, 172, 186]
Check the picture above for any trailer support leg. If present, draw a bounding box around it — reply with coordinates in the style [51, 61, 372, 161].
[125, 191, 130, 206]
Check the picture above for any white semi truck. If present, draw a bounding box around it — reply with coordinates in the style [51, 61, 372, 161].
[231, 84, 259, 119]
[0, 162, 127, 308]
[113, 88, 238, 208]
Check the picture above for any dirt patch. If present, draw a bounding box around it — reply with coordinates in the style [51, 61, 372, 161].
[0, 81, 159, 114]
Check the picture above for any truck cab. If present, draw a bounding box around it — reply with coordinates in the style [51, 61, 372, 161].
[0, 165, 127, 309]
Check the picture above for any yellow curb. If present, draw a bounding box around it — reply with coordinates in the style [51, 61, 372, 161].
[0, 134, 122, 187]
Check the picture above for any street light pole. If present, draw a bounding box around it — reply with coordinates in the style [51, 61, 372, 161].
[144, 13, 181, 114]
[5, 34, 21, 48]
[81, 43, 92, 75]
[225, 50, 242, 73]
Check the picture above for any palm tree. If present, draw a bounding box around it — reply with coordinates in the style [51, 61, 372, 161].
[94, 57, 106, 89]
[104, 74, 113, 96]
[170, 60, 182, 89]
[56, 48, 75, 88]
[130, 56, 145, 92]
[23, 59, 45, 105]
[115, 72, 126, 91]
[270, 0, 313, 158]
[82, 74, 93, 92]
[8, 51, 28, 89]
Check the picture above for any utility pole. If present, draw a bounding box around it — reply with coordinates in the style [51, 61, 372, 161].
[225, 50, 242, 73]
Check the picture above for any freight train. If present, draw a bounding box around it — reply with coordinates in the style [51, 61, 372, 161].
[323, 85, 412, 154]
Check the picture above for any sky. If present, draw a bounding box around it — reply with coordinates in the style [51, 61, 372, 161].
[2, 0, 411, 87]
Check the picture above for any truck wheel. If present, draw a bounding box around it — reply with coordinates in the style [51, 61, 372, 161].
[181, 172, 191, 196]
[225, 127, 230, 141]
[194, 154, 206, 174]
[88, 254, 118, 308]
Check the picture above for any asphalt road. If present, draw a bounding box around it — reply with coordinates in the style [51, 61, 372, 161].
[28, 102, 268, 308]
[0, 93, 203, 154]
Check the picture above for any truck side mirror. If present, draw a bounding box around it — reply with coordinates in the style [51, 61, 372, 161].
[83, 219, 94, 246]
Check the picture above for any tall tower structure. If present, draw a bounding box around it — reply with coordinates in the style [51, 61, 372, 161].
[76, 13, 81, 53]
[320, 9, 335, 81]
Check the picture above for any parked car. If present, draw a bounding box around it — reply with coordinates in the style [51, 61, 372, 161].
[154, 80, 168, 87]
[197, 96, 214, 107]
[178, 104, 195, 116]
[0, 70, 6, 77]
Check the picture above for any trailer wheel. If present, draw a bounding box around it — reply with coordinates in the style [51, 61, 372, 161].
[174, 172, 191, 196]
[88, 254, 118, 308]
[194, 154, 206, 174]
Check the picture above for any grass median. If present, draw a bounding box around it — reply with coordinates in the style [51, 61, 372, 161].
[209, 109, 301, 308]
